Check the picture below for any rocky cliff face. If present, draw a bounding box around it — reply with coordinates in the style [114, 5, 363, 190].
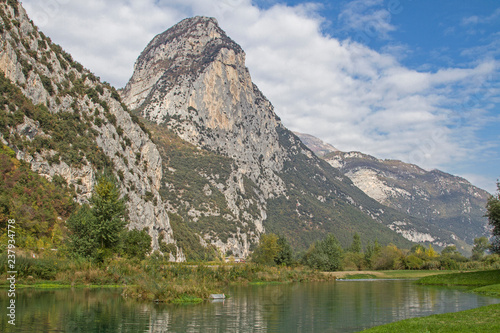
[295, 133, 491, 252]
[122, 17, 292, 257]
[0, 1, 183, 260]
[123, 17, 286, 199]
[121, 16, 450, 254]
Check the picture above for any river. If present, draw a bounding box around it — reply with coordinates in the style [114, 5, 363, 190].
[1, 280, 499, 332]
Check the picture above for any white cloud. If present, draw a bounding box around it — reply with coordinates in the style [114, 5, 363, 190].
[20, 0, 499, 188]
[338, 0, 396, 40]
[462, 7, 500, 26]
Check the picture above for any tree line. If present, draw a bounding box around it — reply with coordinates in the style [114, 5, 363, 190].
[252, 181, 500, 272]
[252, 231, 498, 271]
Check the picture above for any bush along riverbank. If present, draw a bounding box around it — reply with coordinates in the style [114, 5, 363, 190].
[122, 258, 336, 303]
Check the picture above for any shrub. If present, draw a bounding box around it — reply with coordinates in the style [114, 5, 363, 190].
[399, 254, 423, 270]
[303, 234, 343, 271]
[121, 228, 152, 260]
[372, 244, 403, 270]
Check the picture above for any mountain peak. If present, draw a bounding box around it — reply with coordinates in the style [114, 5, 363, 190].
[293, 132, 338, 157]
[122, 16, 244, 110]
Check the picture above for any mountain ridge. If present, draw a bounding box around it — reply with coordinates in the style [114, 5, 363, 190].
[0, 0, 184, 260]
[120, 16, 459, 254]
[294, 132, 491, 252]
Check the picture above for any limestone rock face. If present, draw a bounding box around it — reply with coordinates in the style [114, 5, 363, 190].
[123, 17, 286, 199]
[0, 1, 182, 260]
[122, 17, 291, 255]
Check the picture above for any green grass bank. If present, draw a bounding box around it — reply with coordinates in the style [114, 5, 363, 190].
[359, 270, 500, 332]
[359, 304, 500, 333]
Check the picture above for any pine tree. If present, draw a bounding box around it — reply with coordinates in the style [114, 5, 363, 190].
[349, 232, 362, 253]
[66, 174, 127, 261]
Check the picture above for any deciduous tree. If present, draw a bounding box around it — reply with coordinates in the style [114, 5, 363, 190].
[472, 237, 490, 260]
[252, 233, 279, 266]
[487, 182, 500, 254]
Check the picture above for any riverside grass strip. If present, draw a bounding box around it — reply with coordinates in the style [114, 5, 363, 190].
[358, 304, 500, 333]
[417, 269, 500, 287]
[361, 270, 500, 332]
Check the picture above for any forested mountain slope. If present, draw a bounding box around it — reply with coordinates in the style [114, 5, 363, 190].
[295, 132, 491, 253]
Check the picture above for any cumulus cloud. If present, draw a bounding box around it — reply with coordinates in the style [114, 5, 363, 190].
[21, 0, 499, 191]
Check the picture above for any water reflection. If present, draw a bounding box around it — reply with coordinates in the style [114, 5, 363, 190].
[1, 280, 499, 333]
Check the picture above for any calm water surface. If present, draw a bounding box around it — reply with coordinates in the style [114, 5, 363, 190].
[1, 280, 499, 332]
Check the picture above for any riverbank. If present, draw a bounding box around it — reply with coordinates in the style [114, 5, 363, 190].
[325, 269, 462, 280]
[358, 269, 500, 332]
[359, 303, 500, 332]
[0, 257, 335, 303]
[417, 269, 500, 297]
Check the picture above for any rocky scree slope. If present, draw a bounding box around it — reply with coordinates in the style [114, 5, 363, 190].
[295, 133, 491, 253]
[0, 0, 183, 259]
[121, 16, 452, 253]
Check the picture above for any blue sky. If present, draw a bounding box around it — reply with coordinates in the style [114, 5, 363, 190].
[22, 0, 499, 193]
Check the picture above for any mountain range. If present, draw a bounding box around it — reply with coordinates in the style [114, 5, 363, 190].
[0, 1, 490, 259]
[294, 132, 491, 253]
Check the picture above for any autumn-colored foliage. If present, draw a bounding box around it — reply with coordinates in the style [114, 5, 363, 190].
[0, 145, 75, 251]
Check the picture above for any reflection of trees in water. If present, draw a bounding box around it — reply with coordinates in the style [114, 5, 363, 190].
[148, 285, 269, 332]
[0, 289, 150, 332]
[1, 282, 498, 332]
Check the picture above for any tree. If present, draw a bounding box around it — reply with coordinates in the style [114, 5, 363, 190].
[275, 234, 293, 266]
[364, 239, 381, 268]
[66, 174, 127, 261]
[349, 232, 362, 253]
[411, 244, 426, 256]
[89, 174, 127, 249]
[439, 245, 468, 267]
[486, 182, 500, 254]
[441, 245, 460, 256]
[425, 244, 438, 258]
[303, 234, 343, 271]
[372, 244, 403, 270]
[472, 237, 490, 260]
[66, 205, 97, 258]
[252, 234, 279, 266]
[121, 228, 152, 260]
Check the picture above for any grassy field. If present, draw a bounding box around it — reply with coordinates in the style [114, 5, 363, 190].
[359, 304, 500, 333]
